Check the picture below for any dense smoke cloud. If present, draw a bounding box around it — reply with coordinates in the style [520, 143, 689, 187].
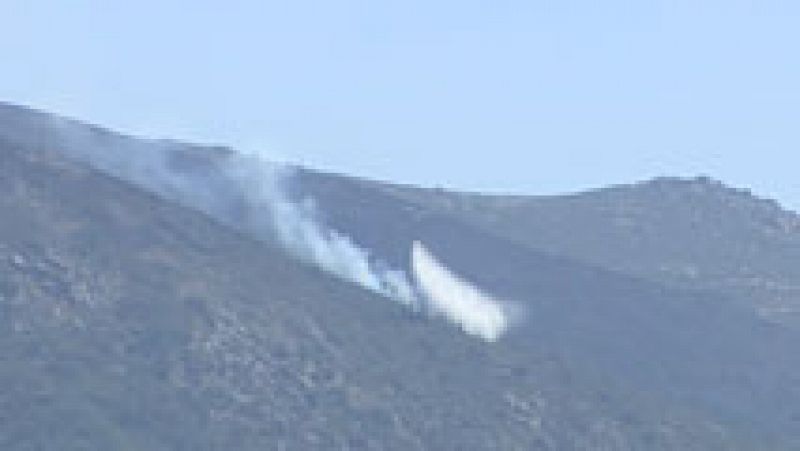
[45, 115, 514, 341]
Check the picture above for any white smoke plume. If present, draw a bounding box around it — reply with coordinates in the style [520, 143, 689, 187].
[39, 113, 515, 341]
[411, 241, 512, 342]
[44, 123, 419, 307]
[223, 158, 419, 306]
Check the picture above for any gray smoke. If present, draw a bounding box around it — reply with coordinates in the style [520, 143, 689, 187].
[43, 114, 514, 341]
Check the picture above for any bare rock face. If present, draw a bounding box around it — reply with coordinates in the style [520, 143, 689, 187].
[0, 102, 798, 449]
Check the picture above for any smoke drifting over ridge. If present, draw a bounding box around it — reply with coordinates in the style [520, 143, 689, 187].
[41, 114, 514, 341]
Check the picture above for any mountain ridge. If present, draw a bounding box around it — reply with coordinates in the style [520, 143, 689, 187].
[1, 102, 799, 448]
[2, 101, 795, 214]
[0, 127, 749, 449]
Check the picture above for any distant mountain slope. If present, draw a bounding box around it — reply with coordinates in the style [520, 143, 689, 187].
[1, 102, 799, 449]
[0, 126, 657, 450]
[376, 175, 800, 322]
[292, 168, 800, 445]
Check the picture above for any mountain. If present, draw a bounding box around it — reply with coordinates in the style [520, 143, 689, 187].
[372, 176, 800, 324]
[1, 102, 798, 449]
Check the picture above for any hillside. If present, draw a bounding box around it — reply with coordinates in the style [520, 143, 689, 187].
[1, 102, 799, 448]
[376, 175, 800, 323]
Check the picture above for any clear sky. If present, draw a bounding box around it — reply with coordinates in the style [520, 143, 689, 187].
[3, 1, 799, 210]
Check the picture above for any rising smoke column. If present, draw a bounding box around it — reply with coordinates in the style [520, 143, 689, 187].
[44, 116, 419, 308]
[222, 156, 420, 307]
[411, 241, 511, 342]
[45, 113, 515, 341]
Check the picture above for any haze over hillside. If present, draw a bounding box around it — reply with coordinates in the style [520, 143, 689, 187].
[1, 103, 799, 449]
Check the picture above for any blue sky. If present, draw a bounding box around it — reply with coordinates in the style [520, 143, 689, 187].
[3, 1, 799, 210]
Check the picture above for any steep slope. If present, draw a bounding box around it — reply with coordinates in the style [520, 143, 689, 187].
[1, 102, 799, 448]
[293, 169, 800, 444]
[0, 128, 677, 450]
